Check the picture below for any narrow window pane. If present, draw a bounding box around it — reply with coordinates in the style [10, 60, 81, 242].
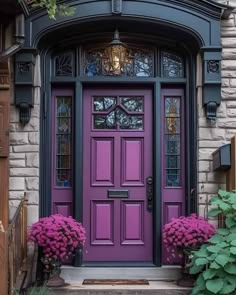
[164, 97, 181, 187]
[56, 96, 72, 187]
[161, 51, 184, 78]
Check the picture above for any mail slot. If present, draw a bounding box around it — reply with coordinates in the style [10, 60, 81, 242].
[108, 190, 129, 198]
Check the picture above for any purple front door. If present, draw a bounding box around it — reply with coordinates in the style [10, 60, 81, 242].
[83, 88, 153, 262]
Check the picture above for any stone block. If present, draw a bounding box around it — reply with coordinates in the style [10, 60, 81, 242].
[199, 149, 215, 161]
[226, 101, 236, 108]
[9, 153, 25, 160]
[25, 177, 39, 190]
[10, 168, 39, 177]
[198, 173, 207, 182]
[226, 129, 236, 139]
[9, 191, 24, 200]
[29, 132, 39, 144]
[198, 194, 207, 204]
[222, 49, 236, 60]
[218, 118, 236, 129]
[227, 108, 236, 117]
[222, 78, 230, 87]
[31, 105, 40, 118]
[27, 205, 39, 226]
[222, 88, 236, 100]
[198, 183, 219, 194]
[229, 79, 236, 87]
[13, 145, 39, 153]
[10, 118, 39, 132]
[198, 161, 211, 172]
[222, 38, 236, 48]
[221, 19, 235, 27]
[9, 159, 25, 168]
[198, 140, 228, 148]
[222, 70, 236, 78]
[222, 60, 236, 70]
[10, 132, 29, 145]
[10, 106, 19, 123]
[9, 177, 25, 190]
[26, 153, 39, 168]
[27, 191, 39, 205]
[198, 128, 225, 140]
[207, 172, 226, 184]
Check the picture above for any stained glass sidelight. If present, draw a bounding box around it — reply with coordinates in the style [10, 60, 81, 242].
[56, 96, 72, 187]
[164, 97, 181, 187]
[161, 51, 184, 78]
[93, 96, 144, 130]
[84, 47, 153, 77]
[55, 52, 73, 76]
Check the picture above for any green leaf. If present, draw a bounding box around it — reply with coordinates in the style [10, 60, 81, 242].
[217, 228, 229, 236]
[225, 217, 236, 228]
[230, 247, 236, 255]
[231, 240, 236, 246]
[189, 263, 204, 275]
[215, 254, 230, 267]
[224, 263, 236, 274]
[206, 278, 224, 294]
[203, 269, 217, 280]
[226, 233, 236, 242]
[194, 247, 209, 258]
[207, 245, 221, 253]
[220, 281, 236, 295]
[195, 258, 209, 266]
[230, 226, 236, 233]
[209, 234, 224, 244]
[208, 209, 222, 217]
[210, 261, 220, 269]
[218, 242, 228, 248]
[232, 204, 236, 210]
[218, 190, 229, 198]
[219, 202, 232, 211]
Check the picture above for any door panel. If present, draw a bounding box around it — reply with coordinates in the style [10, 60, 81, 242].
[83, 88, 153, 262]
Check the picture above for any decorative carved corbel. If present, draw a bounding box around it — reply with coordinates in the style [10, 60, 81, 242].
[112, 0, 122, 14]
[201, 48, 222, 123]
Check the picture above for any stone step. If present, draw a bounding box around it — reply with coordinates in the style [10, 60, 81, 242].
[52, 281, 191, 295]
[61, 266, 182, 281]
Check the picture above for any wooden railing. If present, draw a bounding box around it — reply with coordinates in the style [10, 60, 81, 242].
[0, 193, 28, 295]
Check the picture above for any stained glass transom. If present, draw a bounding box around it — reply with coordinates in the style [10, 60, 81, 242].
[93, 96, 144, 130]
[55, 52, 73, 76]
[164, 97, 181, 187]
[56, 96, 72, 187]
[161, 52, 184, 78]
[84, 47, 153, 77]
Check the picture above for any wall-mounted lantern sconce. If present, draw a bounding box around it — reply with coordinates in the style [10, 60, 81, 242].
[104, 29, 127, 76]
[213, 144, 231, 171]
[15, 48, 36, 125]
[201, 47, 222, 123]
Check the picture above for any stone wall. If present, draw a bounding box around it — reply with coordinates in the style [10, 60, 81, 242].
[197, 10, 236, 218]
[9, 56, 40, 225]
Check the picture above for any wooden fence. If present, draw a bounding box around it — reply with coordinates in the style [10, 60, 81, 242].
[0, 193, 28, 295]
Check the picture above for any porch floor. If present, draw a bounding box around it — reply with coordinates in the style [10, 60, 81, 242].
[53, 267, 192, 295]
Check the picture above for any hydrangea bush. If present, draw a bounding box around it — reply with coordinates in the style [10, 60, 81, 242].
[29, 214, 86, 262]
[163, 214, 216, 257]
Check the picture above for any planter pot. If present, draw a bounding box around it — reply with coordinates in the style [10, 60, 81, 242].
[46, 273, 65, 287]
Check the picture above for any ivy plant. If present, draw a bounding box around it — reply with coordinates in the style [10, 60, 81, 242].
[19, 0, 75, 19]
[190, 189, 236, 295]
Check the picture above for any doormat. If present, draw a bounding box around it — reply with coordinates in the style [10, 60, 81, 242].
[83, 279, 149, 285]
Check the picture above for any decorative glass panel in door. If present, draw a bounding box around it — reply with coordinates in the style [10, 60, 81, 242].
[51, 89, 73, 217]
[161, 88, 185, 264]
[83, 88, 153, 262]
